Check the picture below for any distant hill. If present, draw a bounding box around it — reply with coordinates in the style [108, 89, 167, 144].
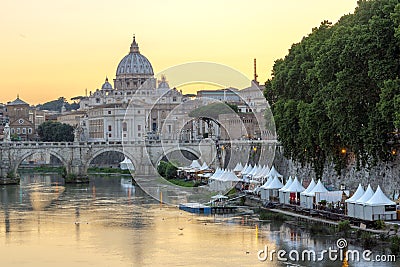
[36, 97, 79, 112]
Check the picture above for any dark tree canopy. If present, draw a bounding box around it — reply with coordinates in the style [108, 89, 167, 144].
[264, 0, 400, 177]
[36, 97, 79, 112]
[37, 121, 74, 142]
[189, 102, 239, 119]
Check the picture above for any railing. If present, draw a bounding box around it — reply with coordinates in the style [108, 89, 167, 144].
[0, 139, 279, 148]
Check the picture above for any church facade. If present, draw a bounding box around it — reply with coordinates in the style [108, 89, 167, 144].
[72, 36, 189, 142]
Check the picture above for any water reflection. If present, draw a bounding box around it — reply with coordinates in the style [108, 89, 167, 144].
[0, 174, 397, 267]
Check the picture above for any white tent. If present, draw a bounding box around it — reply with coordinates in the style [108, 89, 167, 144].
[267, 166, 283, 178]
[260, 176, 273, 200]
[354, 184, 375, 219]
[279, 176, 293, 204]
[260, 176, 283, 202]
[233, 162, 243, 172]
[282, 177, 305, 205]
[345, 184, 364, 217]
[242, 165, 253, 176]
[190, 160, 202, 169]
[301, 180, 328, 209]
[200, 162, 209, 171]
[120, 157, 135, 170]
[300, 179, 316, 208]
[363, 186, 396, 221]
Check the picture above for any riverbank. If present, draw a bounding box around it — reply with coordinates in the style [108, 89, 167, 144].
[237, 195, 400, 255]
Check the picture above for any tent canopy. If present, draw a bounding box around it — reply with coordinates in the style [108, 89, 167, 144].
[355, 184, 375, 204]
[301, 179, 316, 196]
[279, 176, 293, 192]
[267, 166, 283, 178]
[364, 186, 395, 206]
[345, 184, 364, 203]
[305, 180, 328, 196]
[190, 160, 202, 169]
[265, 176, 283, 189]
[285, 177, 305, 193]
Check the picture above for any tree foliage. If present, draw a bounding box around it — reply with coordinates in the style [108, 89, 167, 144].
[157, 161, 177, 179]
[36, 97, 79, 112]
[37, 121, 74, 142]
[265, 0, 400, 178]
[189, 102, 238, 119]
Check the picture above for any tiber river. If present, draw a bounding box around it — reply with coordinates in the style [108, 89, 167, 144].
[0, 173, 398, 267]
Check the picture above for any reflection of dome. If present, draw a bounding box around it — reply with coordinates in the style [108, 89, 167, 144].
[101, 77, 113, 90]
[116, 36, 154, 76]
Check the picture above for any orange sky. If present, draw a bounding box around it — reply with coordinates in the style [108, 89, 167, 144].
[0, 0, 358, 105]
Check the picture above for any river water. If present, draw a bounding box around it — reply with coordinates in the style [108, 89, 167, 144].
[0, 173, 398, 267]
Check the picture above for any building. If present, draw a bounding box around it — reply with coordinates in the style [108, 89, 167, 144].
[5, 97, 36, 141]
[76, 36, 189, 142]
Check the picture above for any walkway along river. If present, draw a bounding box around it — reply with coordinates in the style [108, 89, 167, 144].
[0, 173, 397, 267]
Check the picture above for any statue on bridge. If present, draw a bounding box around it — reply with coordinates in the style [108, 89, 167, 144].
[3, 122, 11, 142]
[74, 124, 84, 142]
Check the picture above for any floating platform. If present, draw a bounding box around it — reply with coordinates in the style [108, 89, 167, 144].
[179, 203, 212, 215]
[179, 203, 238, 215]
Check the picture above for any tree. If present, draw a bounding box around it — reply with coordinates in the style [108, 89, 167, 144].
[37, 121, 74, 142]
[36, 97, 79, 112]
[265, 0, 400, 177]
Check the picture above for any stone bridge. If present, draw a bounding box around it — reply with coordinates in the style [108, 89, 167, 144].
[0, 139, 278, 184]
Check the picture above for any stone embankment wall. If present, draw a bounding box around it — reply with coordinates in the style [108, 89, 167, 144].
[273, 150, 400, 197]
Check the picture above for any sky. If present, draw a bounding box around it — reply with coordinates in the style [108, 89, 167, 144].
[0, 0, 358, 105]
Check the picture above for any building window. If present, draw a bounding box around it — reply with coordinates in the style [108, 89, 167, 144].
[108, 110, 111, 115]
[173, 97, 177, 102]
[123, 133, 127, 138]
[109, 133, 112, 137]
[11, 128, 15, 134]
[122, 122, 127, 131]
[137, 110, 140, 114]
[28, 128, 32, 134]
[108, 125, 112, 131]
[17, 128, 20, 134]
[138, 133, 141, 137]
[22, 128, 26, 134]
[138, 125, 141, 131]
[96, 98, 100, 103]
[168, 125, 171, 133]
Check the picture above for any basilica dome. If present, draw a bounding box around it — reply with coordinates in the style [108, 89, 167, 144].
[116, 36, 154, 76]
[101, 77, 113, 90]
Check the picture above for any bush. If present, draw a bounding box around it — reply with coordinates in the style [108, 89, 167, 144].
[157, 161, 177, 179]
[374, 219, 386, 230]
[338, 220, 351, 233]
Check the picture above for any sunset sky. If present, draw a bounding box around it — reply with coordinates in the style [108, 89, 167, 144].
[0, 0, 358, 105]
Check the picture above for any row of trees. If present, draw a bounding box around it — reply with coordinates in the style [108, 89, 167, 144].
[264, 0, 400, 177]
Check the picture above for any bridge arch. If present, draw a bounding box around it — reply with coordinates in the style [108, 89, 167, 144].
[156, 146, 201, 167]
[85, 147, 138, 173]
[12, 149, 69, 175]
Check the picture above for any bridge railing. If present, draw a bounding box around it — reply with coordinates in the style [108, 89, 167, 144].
[0, 139, 278, 148]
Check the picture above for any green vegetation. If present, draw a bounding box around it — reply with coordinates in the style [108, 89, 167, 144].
[36, 97, 79, 112]
[19, 166, 64, 173]
[374, 219, 386, 230]
[87, 166, 130, 174]
[337, 220, 352, 237]
[390, 236, 400, 254]
[189, 102, 238, 119]
[37, 121, 74, 142]
[157, 161, 178, 179]
[259, 210, 290, 221]
[167, 179, 200, 187]
[264, 0, 400, 177]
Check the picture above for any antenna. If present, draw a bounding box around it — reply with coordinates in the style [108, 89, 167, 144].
[253, 58, 258, 82]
